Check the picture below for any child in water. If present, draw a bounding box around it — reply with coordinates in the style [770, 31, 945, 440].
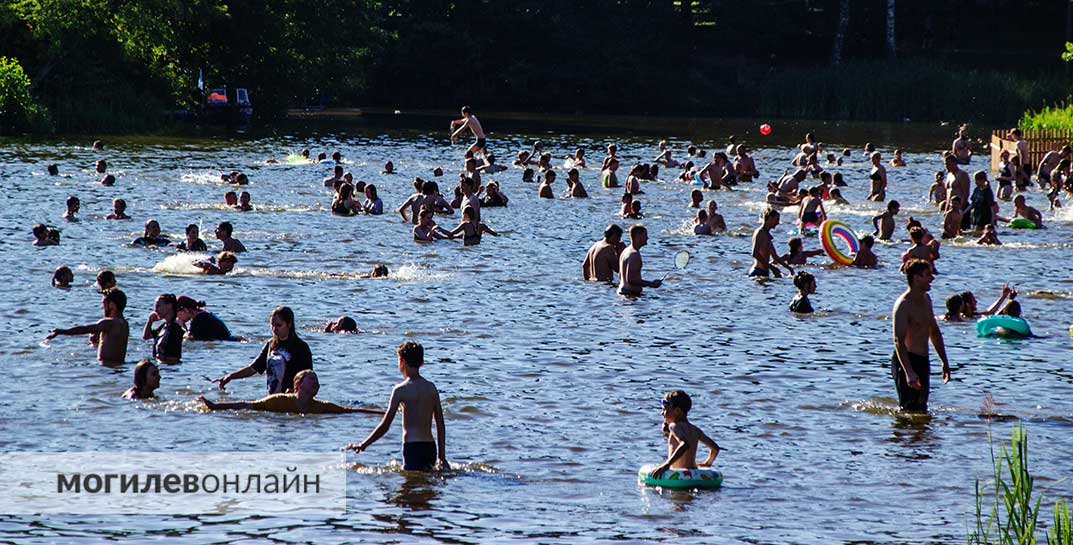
[96, 270, 116, 292]
[194, 251, 238, 275]
[107, 198, 130, 220]
[627, 200, 644, 219]
[52, 265, 74, 288]
[977, 224, 1002, 246]
[942, 294, 964, 322]
[790, 271, 816, 313]
[123, 360, 160, 400]
[32, 224, 58, 246]
[851, 235, 878, 267]
[650, 390, 720, 479]
[694, 210, 711, 235]
[200, 370, 381, 415]
[705, 201, 726, 232]
[64, 196, 80, 222]
[448, 206, 498, 246]
[538, 171, 555, 198]
[782, 237, 825, 265]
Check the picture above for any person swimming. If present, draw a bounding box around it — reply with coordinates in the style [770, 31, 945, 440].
[132, 219, 171, 247]
[448, 206, 498, 246]
[176, 224, 208, 252]
[325, 316, 358, 333]
[199, 370, 383, 415]
[193, 251, 238, 275]
[790, 271, 816, 313]
[123, 359, 160, 400]
[175, 295, 234, 341]
[51, 265, 73, 288]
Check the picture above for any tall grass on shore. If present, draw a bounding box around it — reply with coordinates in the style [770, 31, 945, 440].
[1020, 104, 1073, 130]
[751, 60, 1069, 123]
[967, 423, 1071, 545]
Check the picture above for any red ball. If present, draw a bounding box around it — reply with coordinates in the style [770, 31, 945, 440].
[760, 124, 772, 136]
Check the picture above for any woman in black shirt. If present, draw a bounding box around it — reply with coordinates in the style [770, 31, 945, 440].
[213, 307, 312, 394]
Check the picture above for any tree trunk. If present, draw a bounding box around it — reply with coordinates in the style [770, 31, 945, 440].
[832, 0, 850, 65]
[886, 0, 896, 60]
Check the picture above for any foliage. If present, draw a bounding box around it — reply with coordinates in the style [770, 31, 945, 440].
[0, 55, 48, 133]
[1062, 42, 1073, 63]
[1020, 104, 1073, 130]
[967, 423, 1072, 545]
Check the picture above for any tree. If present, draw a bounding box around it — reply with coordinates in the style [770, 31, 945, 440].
[886, 0, 896, 60]
[832, 0, 850, 65]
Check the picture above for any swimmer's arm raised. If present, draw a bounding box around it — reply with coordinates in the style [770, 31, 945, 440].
[345, 388, 400, 452]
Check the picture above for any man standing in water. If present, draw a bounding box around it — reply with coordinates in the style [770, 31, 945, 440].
[46, 289, 129, 366]
[951, 125, 972, 165]
[749, 207, 794, 278]
[582, 224, 624, 282]
[891, 260, 952, 412]
[618, 224, 662, 296]
[943, 154, 971, 231]
[449, 106, 487, 159]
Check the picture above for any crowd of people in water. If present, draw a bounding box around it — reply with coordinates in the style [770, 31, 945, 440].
[34, 112, 1058, 476]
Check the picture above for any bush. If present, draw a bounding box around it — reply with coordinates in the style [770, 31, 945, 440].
[0, 56, 49, 133]
[1020, 104, 1073, 130]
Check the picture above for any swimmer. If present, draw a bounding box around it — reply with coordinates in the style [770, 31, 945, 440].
[618, 224, 662, 296]
[977, 223, 1001, 246]
[734, 145, 759, 183]
[625, 164, 644, 195]
[95, 159, 107, 174]
[654, 143, 679, 168]
[891, 259, 951, 412]
[458, 177, 481, 222]
[693, 210, 711, 235]
[325, 316, 358, 333]
[397, 178, 427, 223]
[123, 360, 160, 400]
[866, 152, 887, 201]
[961, 284, 1015, 319]
[323, 165, 344, 187]
[176, 224, 208, 252]
[690, 189, 703, 208]
[832, 172, 847, 187]
[626, 200, 644, 219]
[463, 157, 483, 187]
[233, 173, 249, 185]
[522, 168, 537, 184]
[798, 187, 826, 226]
[942, 196, 963, 238]
[564, 169, 588, 198]
[47, 164, 59, 176]
[194, 251, 237, 275]
[382, 161, 394, 175]
[927, 171, 947, 207]
[32, 224, 58, 246]
[952, 125, 972, 164]
[872, 200, 900, 240]
[969, 171, 995, 232]
[995, 150, 1015, 200]
[514, 150, 534, 167]
[316, 152, 327, 163]
[706, 201, 726, 232]
[214, 222, 246, 253]
[1011, 195, 1043, 228]
[332, 184, 362, 216]
[569, 147, 587, 168]
[173, 295, 233, 341]
[100, 174, 115, 186]
[536, 152, 553, 173]
[478, 152, 508, 174]
[619, 193, 633, 217]
[828, 188, 849, 205]
[63, 195, 79, 222]
[782, 237, 824, 265]
[538, 170, 555, 198]
[93, 140, 104, 151]
[413, 208, 452, 242]
[214, 306, 312, 394]
[790, 271, 816, 313]
[107, 198, 130, 220]
[449, 106, 488, 160]
[649, 390, 720, 480]
[224, 191, 238, 207]
[941, 294, 964, 322]
[46, 288, 129, 366]
[202, 370, 380, 415]
[777, 169, 807, 199]
[362, 184, 384, 215]
[602, 157, 620, 188]
[360, 263, 389, 278]
[750, 207, 794, 278]
[142, 293, 183, 364]
[583, 224, 625, 283]
[331, 151, 342, 163]
[851, 235, 878, 267]
[235, 191, 253, 211]
[132, 219, 171, 247]
[448, 206, 498, 246]
[481, 181, 509, 206]
[889, 149, 906, 167]
[51, 265, 73, 288]
[345, 341, 447, 471]
[944, 154, 972, 231]
[901, 227, 936, 272]
[96, 270, 116, 292]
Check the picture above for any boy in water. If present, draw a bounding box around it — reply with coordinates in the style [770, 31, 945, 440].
[1011, 195, 1044, 228]
[64, 196, 80, 222]
[927, 171, 947, 207]
[96, 270, 116, 292]
[346, 341, 447, 471]
[450, 106, 487, 160]
[107, 198, 130, 220]
[851, 235, 878, 267]
[32, 224, 58, 246]
[650, 390, 720, 479]
[889, 149, 906, 167]
[194, 251, 238, 275]
[782, 237, 824, 265]
[235, 191, 253, 211]
[750, 207, 794, 278]
[706, 201, 726, 232]
[538, 170, 555, 198]
[215, 222, 247, 253]
[871, 200, 900, 240]
[46, 289, 129, 366]
[942, 196, 963, 238]
[413, 208, 452, 242]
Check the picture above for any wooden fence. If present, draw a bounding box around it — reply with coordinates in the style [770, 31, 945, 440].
[990, 129, 1073, 173]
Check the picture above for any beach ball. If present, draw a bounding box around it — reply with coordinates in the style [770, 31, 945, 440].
[760, 124, 772, 136]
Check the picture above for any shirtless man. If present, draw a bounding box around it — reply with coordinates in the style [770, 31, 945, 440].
[777, 169, 807, 200]
[46, 289, 129, 366]
[450, 106, 487, 160]
[750, 207, 794, 278]
[1035, 145, 1070, 190]
[1008, 128, 1029, 172]
[215, 222, 247, 253]
[943, 154, 972, 231]
[322, 165, 344, 187]
[701, 152, 734, 190]
[345, 341, 447, 471]
[891, 260, 952, 412]
[951, 125, 972, 165]
[618, 224, 662, 296]
[733, 145, 759, 183]
[582, 224, 624, 282]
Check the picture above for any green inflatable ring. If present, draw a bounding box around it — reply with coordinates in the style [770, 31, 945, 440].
[976, 315, 1032, 337]
[1009, 218, 1037, 229]
[638, 464, 723, 489]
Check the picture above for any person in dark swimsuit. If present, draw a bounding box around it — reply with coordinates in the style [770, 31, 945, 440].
[790, 272, 816, 313]
[142, 293, 183, 364]
[175, 295, 234, 341]
[448, 206, 498, 246]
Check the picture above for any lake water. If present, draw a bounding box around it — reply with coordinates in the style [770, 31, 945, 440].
[1, 117, 1071, 544]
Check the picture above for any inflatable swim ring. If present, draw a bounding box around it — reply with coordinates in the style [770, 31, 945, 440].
[819, 219, 859, 266]
[791, 223, 819, 237]
[286, 154, 310, 164]
[1009, 218, 1037, 229]
[319, 159, 336, 165]
[976, 315, 1032, 338]
[638, 464, 723, 489]
[691, 173, 704, 187]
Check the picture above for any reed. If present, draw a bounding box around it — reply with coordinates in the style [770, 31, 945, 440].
[967, 423, 1072, 545]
